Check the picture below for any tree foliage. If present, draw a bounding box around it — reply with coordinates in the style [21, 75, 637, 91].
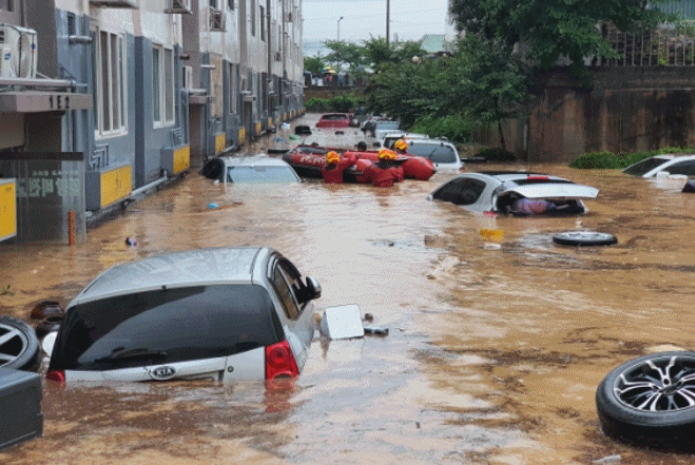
[323, 40, 367, 71]
[448, 0, 675, 70]
[304, 55, 325, 76]
[364, 35, 531, 146]
[322, 37, 427, 71]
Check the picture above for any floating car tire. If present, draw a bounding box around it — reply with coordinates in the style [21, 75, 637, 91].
[596, 351, 695, 452]
[0, 316, 41, 372]
[552, 231, 617, 247]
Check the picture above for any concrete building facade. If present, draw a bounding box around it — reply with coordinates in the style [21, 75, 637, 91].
[0, 0, 305, 243]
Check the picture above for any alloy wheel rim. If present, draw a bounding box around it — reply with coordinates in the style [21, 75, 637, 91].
[0, 322, 28, 367]
[614, 355, 695, 412]
[560, 232, 611, 241]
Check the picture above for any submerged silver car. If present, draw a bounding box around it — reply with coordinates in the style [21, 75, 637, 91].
[428, 171, 599, 215]
[47, 247, 320, 383]
[622, 154, 695, 178]
[201, 154, 302, 184]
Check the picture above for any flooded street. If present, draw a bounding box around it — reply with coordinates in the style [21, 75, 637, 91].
[3, 114, 695, 464]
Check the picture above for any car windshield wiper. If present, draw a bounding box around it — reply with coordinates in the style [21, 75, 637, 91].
[94, 347, 168, 363]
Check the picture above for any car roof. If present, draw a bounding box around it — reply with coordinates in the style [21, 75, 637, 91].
[221, 154, 291, 167]
[463, 171, 599, 198]
[383, 131, 428, 139]
[649, 154, 695, 160]
[408, 138, 455, 147]
[70, 247, 269, 306]
[470, 170, 567, 182]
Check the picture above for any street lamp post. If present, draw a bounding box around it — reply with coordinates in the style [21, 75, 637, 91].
[337, 16, 344, 41]
[386, 0, 390, 48]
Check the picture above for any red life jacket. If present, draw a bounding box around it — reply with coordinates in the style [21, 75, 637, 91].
[364, 161, 401, 187]
[321, 154, 356, 184]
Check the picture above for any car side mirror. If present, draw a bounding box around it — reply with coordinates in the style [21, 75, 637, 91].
[305, 276, 322, 301]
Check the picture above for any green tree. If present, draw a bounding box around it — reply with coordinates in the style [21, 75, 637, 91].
[365, 53, 467, 127]
[448, 0, 675, 71]
[455, 34, 531, 150]
[304, 55, 325, 76]
[323, 40, 366, 71]
[361, 37, 426, 67]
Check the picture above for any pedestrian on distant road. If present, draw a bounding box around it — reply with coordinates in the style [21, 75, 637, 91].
[321, 151, 356, 184]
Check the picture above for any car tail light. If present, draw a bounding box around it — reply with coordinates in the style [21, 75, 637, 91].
[46, 369, 65, 384]
[265, 340, 299, 380]
[459, 166, 466, 172]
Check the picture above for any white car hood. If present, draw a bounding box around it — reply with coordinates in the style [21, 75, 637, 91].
[500, 183, 599, 199]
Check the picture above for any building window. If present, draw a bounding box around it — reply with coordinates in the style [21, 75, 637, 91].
[228, 0, 234, 10]
[95, 29, 126, 136]
[210, 0, 218, 8]
[260, 5, 265, 41]
[152, 47, 160, 122]
[0, 0, 13, 12]
[164, 48, 174, 122]
[153, 45, 175, 126]
[251, 0, 256, 37]
[229, 63, 237, 114]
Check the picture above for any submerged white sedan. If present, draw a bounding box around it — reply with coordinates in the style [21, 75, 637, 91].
[428, 171, 599, 216]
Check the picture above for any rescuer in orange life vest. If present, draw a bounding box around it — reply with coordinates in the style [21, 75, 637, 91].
[364, 148, 403, 188]
[321, 150, 356, 184]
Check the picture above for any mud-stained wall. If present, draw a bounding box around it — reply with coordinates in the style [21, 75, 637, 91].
[477, 67, 695, 163]
[529, 67, 695, 163]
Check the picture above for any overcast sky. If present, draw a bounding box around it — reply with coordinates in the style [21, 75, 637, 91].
[302, 0, 452, 43]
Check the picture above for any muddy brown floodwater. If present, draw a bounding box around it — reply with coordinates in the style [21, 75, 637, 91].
[3, 114, 695, 464]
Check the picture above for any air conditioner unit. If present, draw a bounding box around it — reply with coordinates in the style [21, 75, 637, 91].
[0, 24, 37, 79]
[166, 0, 191, 14]
[274, 51, 282, 61]
[210, 7, 226, 32]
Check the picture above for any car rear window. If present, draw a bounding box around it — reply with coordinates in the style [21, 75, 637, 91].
[623, 157, 669, 176]
[408, 143, 458, 164]
[50, 285, 283, 371]
[512, 178, 573, 186]
[227, 166, 299, 183]
[432, 177, 486, 205]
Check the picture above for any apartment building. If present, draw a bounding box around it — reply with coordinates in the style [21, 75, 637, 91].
[0, 0, 304, 243]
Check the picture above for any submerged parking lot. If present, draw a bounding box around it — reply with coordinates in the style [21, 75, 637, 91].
[3, 115, 695, 464]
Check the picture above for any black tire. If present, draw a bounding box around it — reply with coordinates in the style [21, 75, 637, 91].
[596, 351, 695, 452]
[553, 231, 617, 247]
[34, 316, 62, 340]
[0, 316, 41, 372]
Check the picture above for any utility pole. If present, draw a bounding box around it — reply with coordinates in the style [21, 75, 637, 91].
[386, 0, 390, 48]
[337, 16, 343, 41]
